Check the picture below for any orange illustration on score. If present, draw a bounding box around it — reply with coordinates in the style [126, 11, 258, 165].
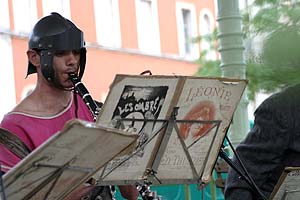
[179, 100, 216, 140]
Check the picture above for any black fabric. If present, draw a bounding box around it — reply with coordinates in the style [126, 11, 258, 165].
[224, 83, 300, 199]
[81, 186, 112, 200]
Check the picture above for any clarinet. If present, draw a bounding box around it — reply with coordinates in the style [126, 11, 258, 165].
[136, 181, 161, 200]
[69, 73, 101, 121]
[69, 74, 120, 199]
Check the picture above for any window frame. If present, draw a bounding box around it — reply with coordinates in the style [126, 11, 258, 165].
[176, 2, 199, 59]
[135, 0, 161, 54]
[12, 0, 38, 34]
[93, 0, 122, 48]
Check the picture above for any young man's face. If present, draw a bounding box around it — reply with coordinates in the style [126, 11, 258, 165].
[52, 50, 81, 89]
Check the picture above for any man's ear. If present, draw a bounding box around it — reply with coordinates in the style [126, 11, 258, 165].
[27, 49, 40, 67]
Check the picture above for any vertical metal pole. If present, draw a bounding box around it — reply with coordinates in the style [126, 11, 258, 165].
[216, 0, 250, 151]
[184, 184, 191, 200]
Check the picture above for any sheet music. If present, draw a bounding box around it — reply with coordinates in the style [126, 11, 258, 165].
[156, 78, 246, 182]
[270, 167, 300, 200]
[95, 75, 247, 185]
[3, 120, 137, 200]
[95, 76, 179, 184]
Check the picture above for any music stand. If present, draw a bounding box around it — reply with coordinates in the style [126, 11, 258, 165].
[2, 120, 138, 200]
[269, 167, 300, 200]
[94, 74, 247, 187]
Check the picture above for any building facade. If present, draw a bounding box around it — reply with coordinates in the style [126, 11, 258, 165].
[0, 0, 217, 120]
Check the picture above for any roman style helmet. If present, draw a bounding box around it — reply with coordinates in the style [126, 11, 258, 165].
[27, 12, 86, 82]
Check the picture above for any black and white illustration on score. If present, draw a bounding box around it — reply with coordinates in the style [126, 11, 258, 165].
[110, 85, 169, 156]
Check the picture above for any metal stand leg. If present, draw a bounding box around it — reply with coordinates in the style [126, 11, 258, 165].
[219, 139, 268, 200]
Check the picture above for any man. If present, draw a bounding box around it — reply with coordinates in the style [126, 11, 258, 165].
[224, 84, 300, 199]
[0, 12, 138, 200]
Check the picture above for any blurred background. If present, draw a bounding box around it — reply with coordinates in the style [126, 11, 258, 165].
[2, 0, 300, 199]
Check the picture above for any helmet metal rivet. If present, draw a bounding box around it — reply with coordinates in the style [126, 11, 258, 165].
[47, 77, 51, 81]
[47, 52, 52, 55]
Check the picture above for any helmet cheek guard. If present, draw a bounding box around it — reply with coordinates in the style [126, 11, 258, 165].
[40, 49, 55, 81]
[78, 48, 86, 80]
[27, 12, 86, 82]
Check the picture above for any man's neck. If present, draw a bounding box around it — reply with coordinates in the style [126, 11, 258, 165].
[13, 84, 73, 117]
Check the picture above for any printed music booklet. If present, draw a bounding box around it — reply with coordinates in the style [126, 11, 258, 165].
[95, 74, 247, 185]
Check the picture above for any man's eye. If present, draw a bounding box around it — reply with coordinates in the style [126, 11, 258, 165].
[55, 50, 80, 56]
[72, 50, 81, 55]
[55, 50, 66, 56]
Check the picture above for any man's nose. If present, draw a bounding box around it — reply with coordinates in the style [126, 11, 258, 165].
[66, 52, 78, 65]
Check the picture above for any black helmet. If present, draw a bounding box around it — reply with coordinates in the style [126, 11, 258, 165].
[27, 12, 86, 81]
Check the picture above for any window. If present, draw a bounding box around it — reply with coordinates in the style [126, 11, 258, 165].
[135, 0, 160, 54]
[176, 2, 199, 59]
[199, 9, 216, 60]
[182, 9, 192, 54]
[94, 0, 121, 48]
[13, 0, 38, 34]
[42, 0, 71, 19]
[0, 0, 10, 30]
[0, 35, 16, 120]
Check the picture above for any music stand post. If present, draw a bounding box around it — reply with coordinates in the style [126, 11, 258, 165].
[218, 135, 268, 200]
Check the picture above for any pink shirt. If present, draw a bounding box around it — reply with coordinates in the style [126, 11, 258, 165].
[0, 94, 94, 172]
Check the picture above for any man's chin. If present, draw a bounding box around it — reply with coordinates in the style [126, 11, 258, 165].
[52, 81, 73, 91]
[64, 80, 75, 89]
[64, 86, 74, 91]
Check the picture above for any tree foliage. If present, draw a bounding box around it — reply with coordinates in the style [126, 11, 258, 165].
[196, 0, 300, 101]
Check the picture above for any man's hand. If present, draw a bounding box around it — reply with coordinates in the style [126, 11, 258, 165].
[119, 185, 139, 200]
